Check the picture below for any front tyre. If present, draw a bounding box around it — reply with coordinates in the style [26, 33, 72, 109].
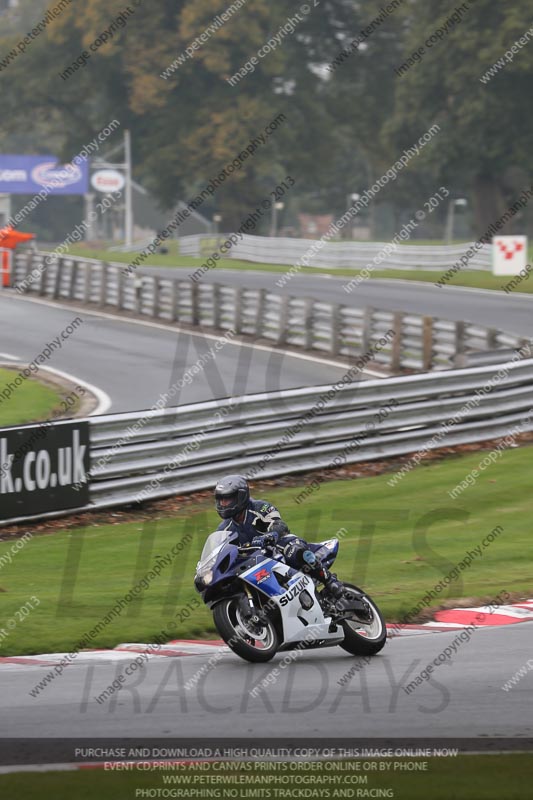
[213, 596, 280, 663]
[339, 583, 387, 656]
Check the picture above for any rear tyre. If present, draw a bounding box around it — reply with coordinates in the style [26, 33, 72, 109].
[213, 596, 280, 663]
[338, 583, 387, 656]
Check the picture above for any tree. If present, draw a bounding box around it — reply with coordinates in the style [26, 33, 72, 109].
[386, 0, 533, 236]
[2, 0, 532, 239]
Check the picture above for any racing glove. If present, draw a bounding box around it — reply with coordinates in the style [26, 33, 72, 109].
[269, 519, 290, 537]
[250, 532, 279, 549]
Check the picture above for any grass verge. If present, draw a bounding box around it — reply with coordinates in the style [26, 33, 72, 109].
[0, 442, 531, 656]
[0, 755, 532, 799]
[0, 367, 65, 428]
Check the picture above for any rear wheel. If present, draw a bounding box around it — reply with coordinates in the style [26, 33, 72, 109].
[213, 595, 280, 663]
[338, 583, 386, 656]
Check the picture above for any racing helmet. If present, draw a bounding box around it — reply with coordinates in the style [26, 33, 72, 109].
[214, 474, 250, 519]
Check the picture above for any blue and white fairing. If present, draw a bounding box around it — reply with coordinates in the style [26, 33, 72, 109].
[195, 531, 343, 646]
[238, 538, 343, 647]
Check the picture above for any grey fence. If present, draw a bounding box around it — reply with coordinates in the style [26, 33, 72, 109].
[3, 249, 531, 526]
[178, 233, 492, 272]
[2, 356, 532, 526]
[10, 251, 525, 373]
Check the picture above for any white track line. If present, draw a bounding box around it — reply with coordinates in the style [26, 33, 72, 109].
[0, 356, 111, 416]
[41, 366, 111, 415]
[4, 293, 385, 378]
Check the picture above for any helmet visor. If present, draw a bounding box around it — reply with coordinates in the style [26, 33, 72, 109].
[218, 495, 235, 508]
[215, 490, 240, 518]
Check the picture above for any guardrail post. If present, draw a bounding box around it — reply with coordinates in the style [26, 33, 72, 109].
[69, 259, 78, 300]
[117, 267, 125, 310]
[213, 283, 222, 329]
[132, 277, 142, 314]
[277, 295, 289, 345]
[38, 253, 48, 296]
[519, 338, 532, 358]
[486, 328, 498, 349]
[303, 298, 314, 350]
[255, 288, 265, 337]
[152, 276, 159, 317]
[422, 316, 433, 371]
[141, 276, 150, 315]
[191, 281, 199, 325]
[172, 279, 181, 321]
[233, 287, 243, 334]
[24, 251, 35, 290]
[330, 303, 341, 356]
[454, 320, 466, 356]
[100, 262, 109, 307]
[83, 262, 91, 303]
[17, 251, 29, 288]
[27, 251, 35, 285]
[391, 311, 403, 371]
[361, 306, 374, 355]
[53, 257, 63, 298]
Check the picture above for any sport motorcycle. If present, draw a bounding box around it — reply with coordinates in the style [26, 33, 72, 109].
[194, 530, 386, 663]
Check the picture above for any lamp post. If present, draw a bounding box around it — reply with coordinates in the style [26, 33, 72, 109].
[124, 130, 133, 248]
[346, 192, 360, 239]
[270, 201, 284, 237]
[445, 198, 467, 244]
[213, 213, 222, 250]
[212, 213, 222, 234]
[346, 192, 361, 209]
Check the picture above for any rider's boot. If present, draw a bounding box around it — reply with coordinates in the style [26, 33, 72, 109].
[303, 550, 344, 598]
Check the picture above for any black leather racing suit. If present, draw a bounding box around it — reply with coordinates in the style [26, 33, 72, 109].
[216, 497, 336, 587]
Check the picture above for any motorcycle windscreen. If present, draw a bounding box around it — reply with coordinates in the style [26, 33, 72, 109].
[198, 529, 237, 567]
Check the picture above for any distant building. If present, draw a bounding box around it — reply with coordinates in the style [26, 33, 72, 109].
[298, 213, 334, 238]
[297, 212, 371, 241]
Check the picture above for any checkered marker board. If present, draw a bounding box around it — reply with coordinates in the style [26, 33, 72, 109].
[492, 235, 528, 276]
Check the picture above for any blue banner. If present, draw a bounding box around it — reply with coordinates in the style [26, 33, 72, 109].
[0, 155, 89, 195]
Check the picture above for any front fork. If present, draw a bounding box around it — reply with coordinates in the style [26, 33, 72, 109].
[238, 584, 263, 626]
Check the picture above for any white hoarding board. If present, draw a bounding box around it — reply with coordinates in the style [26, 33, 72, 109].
[492, 236, 528, 276]
[91, 169, 125, 193]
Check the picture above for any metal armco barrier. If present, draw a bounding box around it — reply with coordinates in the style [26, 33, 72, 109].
[3, 250, 532, 526]
[178, 234, 492, 272]
[11, 251, 525, 372]
[2, 358, 533, 525]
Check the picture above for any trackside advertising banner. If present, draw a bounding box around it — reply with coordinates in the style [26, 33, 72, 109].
[0, 155, 89, 195]
[0, 421, 89, 520]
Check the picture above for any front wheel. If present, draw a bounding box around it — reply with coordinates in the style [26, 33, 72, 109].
[338, 583, 387, 656]
[213, 596, 280, 663]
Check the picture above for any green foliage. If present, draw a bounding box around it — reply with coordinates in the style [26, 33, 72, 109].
[386, 0, 533, 232]
[0, 0, 531, 235]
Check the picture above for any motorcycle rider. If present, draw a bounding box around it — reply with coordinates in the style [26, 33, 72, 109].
[214, 474, 343, 598]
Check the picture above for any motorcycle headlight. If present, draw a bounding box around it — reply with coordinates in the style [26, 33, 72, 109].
[196, 554, 217, 580]
[202, 570, 213, 586]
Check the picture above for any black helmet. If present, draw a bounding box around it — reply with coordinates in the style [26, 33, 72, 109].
[214, 474, 250, 519]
